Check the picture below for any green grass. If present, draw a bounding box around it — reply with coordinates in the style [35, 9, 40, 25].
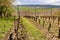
[19, 6, 53, 12]
[0, 17, 14, 40]
[21, 17, 47, 40]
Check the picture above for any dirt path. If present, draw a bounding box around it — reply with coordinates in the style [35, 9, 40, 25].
[28, 18, 59, 40]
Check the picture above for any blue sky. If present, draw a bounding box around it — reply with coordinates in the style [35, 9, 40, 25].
[13, 0, 60, 5]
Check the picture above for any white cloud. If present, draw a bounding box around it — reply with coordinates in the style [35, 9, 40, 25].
[45, 0, 56, 4]
[51, 1, 60, 5]
[13, 1, 22, 5]
[44, 0, 60, 5]
[13, 0, 60, 5]
[37, 0, 60, 5]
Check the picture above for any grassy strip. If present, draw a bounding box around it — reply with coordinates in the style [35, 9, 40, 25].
[19, 6, 52, 12]
[0, 17, 14, 40]
[21, 17, 47, 40]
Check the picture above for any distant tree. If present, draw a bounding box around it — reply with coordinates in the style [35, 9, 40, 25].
[0, 0, 15, 17]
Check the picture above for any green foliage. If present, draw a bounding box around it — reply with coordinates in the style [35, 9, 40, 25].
[0, 0, 15, 17]
[0, 17, 14, 40]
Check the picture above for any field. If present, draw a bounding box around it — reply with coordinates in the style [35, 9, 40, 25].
[0, 6, 60, 40]
[1, 0, 60, 40]
[17, 6, 60, 16]
[0, 17, 48, 40]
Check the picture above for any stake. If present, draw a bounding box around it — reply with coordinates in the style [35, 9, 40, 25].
[58, 27, 60, 39]
[48, 23, 51, 31]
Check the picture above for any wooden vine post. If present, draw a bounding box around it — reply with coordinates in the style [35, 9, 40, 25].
[58, 17, 60, 39]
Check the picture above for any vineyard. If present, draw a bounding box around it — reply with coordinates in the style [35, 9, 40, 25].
[0, 5, 60, 40]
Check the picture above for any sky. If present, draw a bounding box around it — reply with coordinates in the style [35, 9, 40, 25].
[13, 0, 60, 5]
